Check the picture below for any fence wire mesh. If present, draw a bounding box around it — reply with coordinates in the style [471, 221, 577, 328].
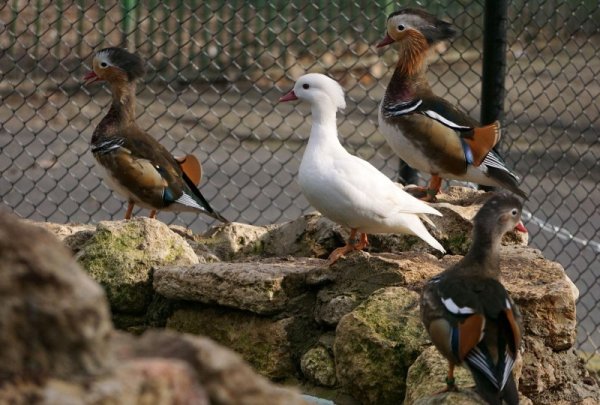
[1, 0, 598, 367]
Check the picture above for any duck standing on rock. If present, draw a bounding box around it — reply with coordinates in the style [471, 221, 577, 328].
[84, 47, 227, 223]
[279, 73, 445, 265]
[420, 193, 528, 404]
[377, 8, 527, 201]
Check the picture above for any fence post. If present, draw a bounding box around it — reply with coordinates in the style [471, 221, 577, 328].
[480, 0, 508, 125]
[121, 0, 137, 48]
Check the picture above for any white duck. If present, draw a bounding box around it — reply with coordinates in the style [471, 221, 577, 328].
[279, 73, 445, 264]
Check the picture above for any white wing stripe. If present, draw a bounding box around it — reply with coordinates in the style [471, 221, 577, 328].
[501, 350, 515, 390]
[384, 99, 423, 116]
[423, 110, 470, 130]
[467, 347, 500, 389]
[441, 297, 475, 314]
[175, 193, 204, 210]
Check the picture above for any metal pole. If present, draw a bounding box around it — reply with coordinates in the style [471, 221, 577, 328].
[480, 0, 508, 125]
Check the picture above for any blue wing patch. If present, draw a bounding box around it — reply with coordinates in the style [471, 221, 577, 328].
[460, 138, 474, 165]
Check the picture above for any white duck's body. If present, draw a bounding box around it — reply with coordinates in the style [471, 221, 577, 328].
[287, 73, 444, 253]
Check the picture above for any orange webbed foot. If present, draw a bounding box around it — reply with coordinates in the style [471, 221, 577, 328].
[327, 244, 357, 266]
[327, 229, 366, 266]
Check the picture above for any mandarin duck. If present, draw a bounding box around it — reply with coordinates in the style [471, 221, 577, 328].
[279, 73, 445, 265]
[84, 47, 227, 222]
[420, 193, 528, 404]
[377, 8, 527, 201]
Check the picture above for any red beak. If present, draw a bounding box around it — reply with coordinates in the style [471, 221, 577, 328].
[514, 221, 528, 233]
[279, 90, 298, 102]
[83, 71, 101, 85]
[376, 34, 395, 48]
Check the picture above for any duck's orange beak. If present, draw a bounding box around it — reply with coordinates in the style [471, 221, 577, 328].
[83, 71, 102, 85]
[376, 34, 395, 48]
[514, 221, 527, 233]
[279, 90, 298, 102]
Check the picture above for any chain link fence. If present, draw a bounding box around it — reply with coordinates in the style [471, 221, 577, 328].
[1, 0, 598, 367]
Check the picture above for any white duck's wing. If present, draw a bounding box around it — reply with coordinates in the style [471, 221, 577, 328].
[331, 153, 442, 218]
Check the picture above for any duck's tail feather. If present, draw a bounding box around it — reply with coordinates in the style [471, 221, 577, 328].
[410, 217, 445, 253]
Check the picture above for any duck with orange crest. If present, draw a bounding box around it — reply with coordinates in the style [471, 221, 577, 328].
[84, 47, 227, 223]
[377, 8, 526, 201]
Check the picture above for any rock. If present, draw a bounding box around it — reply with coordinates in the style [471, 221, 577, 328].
[118, 330, 310, 405]
[313, 252, 443, 326]
[499, 245, 577, 350]
[405, 346, 477, 404]
[166, 307, 296, 379]
[76, 218, 199, 314]
[301, 346, 337, 387]
[0, 210, 112, 381]
[154, 258, 320, 314]
[520, 336, 600, 404]
[334, 286, 428, 404]
[25, 221, 96, 254]
[200, 222, 269, 260]
[262, 213, 345, 258]
[0, 212, 310, 405]
[94, 358, 209, 404]
[314, 293, 357, 326]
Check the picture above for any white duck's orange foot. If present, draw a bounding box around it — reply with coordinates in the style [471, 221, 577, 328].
[355, 233, 369, 250]
[327, 244, 357, 266]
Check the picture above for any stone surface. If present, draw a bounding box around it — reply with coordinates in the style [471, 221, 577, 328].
[200, 221, 269, 260]
[76, 218, 199, 314]
[312, 251, 443, 326]
[520, 336, 600, 404]
[0, 210, 113, 381]
[334, 287, 429, 404]
[499, 245, 577, 350]
[262, 213, 345, 258]
[154, 258, 320, 314]
[26, 220, 96, 254]
[405, 346, 478, 404]
[166, 306, 296, 379]
[300, 346, 337, 387]
[117, 330, 310, 405]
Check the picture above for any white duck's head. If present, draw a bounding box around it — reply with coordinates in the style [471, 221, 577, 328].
[279, 73, 346, 111]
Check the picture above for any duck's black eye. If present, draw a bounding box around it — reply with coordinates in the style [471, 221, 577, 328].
[511, 209, 518, 216]
[397, 24, 405, 31]
[302, 83, 309, 90]
[100, 62, 108, 68]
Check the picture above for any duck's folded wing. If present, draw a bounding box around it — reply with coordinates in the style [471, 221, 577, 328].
[382, 94, 500, 167]
[332, 154, 442, 218]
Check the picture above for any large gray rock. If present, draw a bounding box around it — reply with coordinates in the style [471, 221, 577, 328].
[154, 258, 320, 314]
[76, 218, 199, 314]
[0, 210, 113, 381]
[117, 330, 310, 405]
[334, 286, 429, 404]
[166, 307, 296, 379]
[0, 212, 310, 405]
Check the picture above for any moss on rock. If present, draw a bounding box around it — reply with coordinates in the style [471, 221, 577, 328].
[300, 346, 337, 387]
[76, 218, 198, 314]
[166, 306, 295, 380]
[334, 286, 428, 404]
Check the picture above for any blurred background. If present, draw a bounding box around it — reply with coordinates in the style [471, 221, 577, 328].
[0, 0, 598, 369]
